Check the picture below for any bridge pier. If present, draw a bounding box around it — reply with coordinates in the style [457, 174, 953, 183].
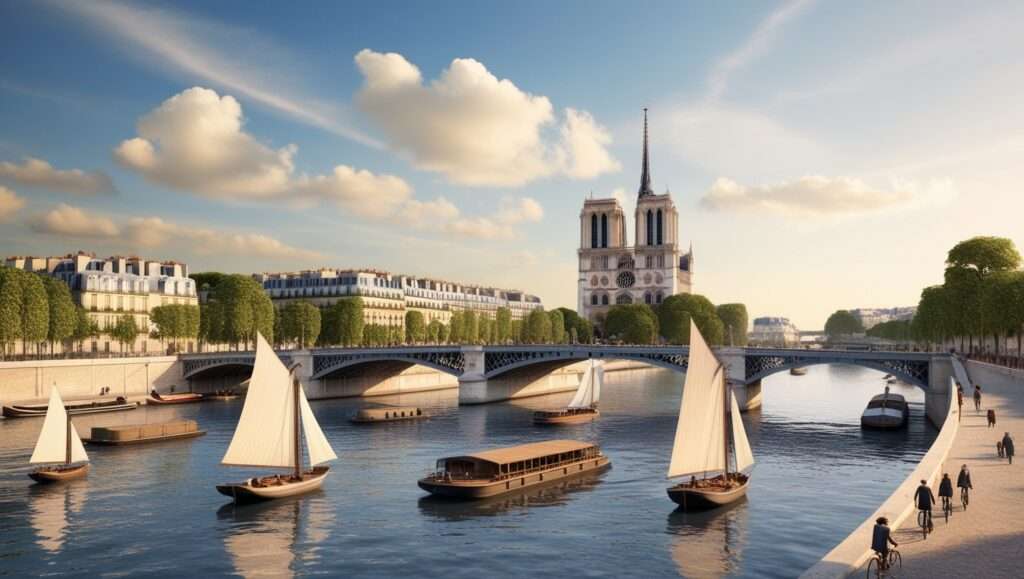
[926, 356, 954, 427]
[719, 347, 762, 411]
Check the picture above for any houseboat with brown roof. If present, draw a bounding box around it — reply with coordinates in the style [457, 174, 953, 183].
[418, 439, 610, 499]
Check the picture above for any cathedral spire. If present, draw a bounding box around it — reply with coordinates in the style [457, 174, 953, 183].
[638, 108, 654, 199]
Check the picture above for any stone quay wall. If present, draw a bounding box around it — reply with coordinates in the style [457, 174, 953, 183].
[0, 356, 182, 405]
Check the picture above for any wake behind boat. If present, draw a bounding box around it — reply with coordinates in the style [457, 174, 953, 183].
[216, 333, 337, 504]
[4, 396, 138, 419]
[533, 360, 603, 425]
[28, 388, 90, 483]
[667, 321, 755, 511]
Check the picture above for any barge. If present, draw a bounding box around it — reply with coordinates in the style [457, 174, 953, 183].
[351, 406, 428, 424]
[83, 420, 206, 445]
[4, 396, 138, 419]
[418, 439, 610, 499]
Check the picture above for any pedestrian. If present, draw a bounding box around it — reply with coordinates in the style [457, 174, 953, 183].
[1002, 432, 1015, 465]
[997, 440, 1004, 458]
[988, 409, 996, 428]
[974, 385, 982, 412]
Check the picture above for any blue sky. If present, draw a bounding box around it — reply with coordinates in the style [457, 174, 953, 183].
[1, 0, 1022, 329]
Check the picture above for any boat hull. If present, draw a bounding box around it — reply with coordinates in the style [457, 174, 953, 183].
[860, 408, 909, 429]
[147, 394, 203, 405]
[83, 430, 206, 445]
[532, 409, 600, 425]
[217, 466, 329, 503]
[29, 463, 90, 483]
[3, 400, 138, 418]
[668, 478, 749, 511]
[418, 456, 611, 500]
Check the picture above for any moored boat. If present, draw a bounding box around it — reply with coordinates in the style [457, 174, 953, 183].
[83, 420, 206, 445]
[418, 439, 610, 500]
[148, 390, 204, 405]
[27, 388, 90, 484]
[533, 360, 603, 425]
[3, 397, 138, 419]
[216, 333, 338, 504]
[860, 389, 909, 429]
[667, 321, 755, 511]
[789, 366, 807, 376]
[351, 406, 428, 423]
[206, 390, 242, 401]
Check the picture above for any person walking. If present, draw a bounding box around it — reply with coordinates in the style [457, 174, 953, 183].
[997, 440, 1004, 458]
[974, 385, 982, 412]
[957, 387, 964, 420]
[988, 409, 997, 428]
[1002, 432, 1015, 465]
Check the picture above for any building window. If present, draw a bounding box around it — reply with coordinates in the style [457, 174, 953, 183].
[591, 294, 598, 305]
[646, 210, 653, 246]
[590, 214, 598, 248]
[657, 254, 664, 268]
[601, 294, 609, 306]
[601, 256, 609, 269]
[645, 255, 653, 268]
[644, 292, 652, 305]
[656, 292, 664, 304]
[616, 293, 632, 305]
[600, 214, 608, 248]
[656, 209, 663, 245]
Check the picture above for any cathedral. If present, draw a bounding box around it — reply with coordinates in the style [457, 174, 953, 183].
[577, 110, 693, 323]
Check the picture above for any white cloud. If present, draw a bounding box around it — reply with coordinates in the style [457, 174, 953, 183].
[699, 175, 956, 217]
[0, 186, 26, 220]
[60, 0, 377, 146]
[0, 157, 116, 195]
[292, 166, 411, 219]
[31, 203, 119, 237]
[396, 195, 544, 241]
[354, 49, 618, 186]
[496, 197, 544, 224]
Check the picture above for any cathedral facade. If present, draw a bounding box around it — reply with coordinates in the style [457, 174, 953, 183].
[577, 110, 693, 324]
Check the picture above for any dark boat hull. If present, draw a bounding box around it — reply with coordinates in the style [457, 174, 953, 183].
[29, 463, 90, 483]
[668, 478, 749, 511]
[3, 400, 138, 418]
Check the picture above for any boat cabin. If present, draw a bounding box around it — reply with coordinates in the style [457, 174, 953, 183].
[434, 440, 602, 481]
[865, 393, 907, 410]
[351, 406, 426, 423]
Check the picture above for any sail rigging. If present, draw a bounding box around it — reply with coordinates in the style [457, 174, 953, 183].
[730, 394, 755, 472]
[568, 360, 602, 409]
[30, 388, 87, 465]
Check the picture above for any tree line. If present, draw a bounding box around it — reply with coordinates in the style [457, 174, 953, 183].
[0, 266, 102, 357]
[594, 295, 748, 346]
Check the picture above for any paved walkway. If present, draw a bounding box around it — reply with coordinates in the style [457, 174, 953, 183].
[888, 362, 1023, 577]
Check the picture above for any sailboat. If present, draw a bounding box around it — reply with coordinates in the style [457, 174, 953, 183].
[216, 333, 337, 503]
[28, 388, 90, 483]
[667, 321, 755, 511]
[532, 359, 603, 425]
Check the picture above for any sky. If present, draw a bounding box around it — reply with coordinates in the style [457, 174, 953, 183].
[1, 0, 1023, 330]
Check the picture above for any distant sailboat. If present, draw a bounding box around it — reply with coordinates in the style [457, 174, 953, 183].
[28, 388, 90, 483]
[667, 321, 755, 511]
[216, 333, 337, 503]
[533, 360, 603, 425]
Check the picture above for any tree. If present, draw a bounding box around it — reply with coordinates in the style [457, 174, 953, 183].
[912, 285, 952, 349]
[448, 311, 465, 344]
[605, 304, 658, 344]
[496, 307, 512, 343]
[438, 321, 450, 344]
[866, 319, 913, 342]
[946, 237, 1021, 279]
[405, 310, 426, 344]
[110, 314, 139, 353]
[510, 319, 523, 344]
[548, 309, 566, 344]
[18, 271, 49, 355]
[944, 267, 984, 352]
[463, 311, 479, 344]
[322, 298, 363, 347]
[39, 275, 76, 354]
[0, 267, 23, 357]
[200, 301, 225, 348]
[981, 271, 1024, 357]
[478, 315, 492, 345]
[426, 319, 442, 343]
[524, 309, 552, 343]
[207, 274, 274, 347]
[657, 294, 722, 345]
[280, 301, 321, 348]
[577, 318, 594, 344]
[716, 303, 749, 346]
[72, 306, 98, 352]
[824, 310, 863, 339]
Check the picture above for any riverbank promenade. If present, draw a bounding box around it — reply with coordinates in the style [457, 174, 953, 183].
[889, 361, 1023, 577]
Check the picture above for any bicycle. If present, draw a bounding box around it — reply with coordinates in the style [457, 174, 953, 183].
[918, 508, 933, 539]
[866, 548, 902, 578]
[961, 486, 970, 510]
[942, 496, 952, 523]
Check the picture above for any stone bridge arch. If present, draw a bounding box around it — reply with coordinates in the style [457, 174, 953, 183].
[481, 346, 690, 379]
[741, 350, 932, 389]
[311, 348, 465, 380]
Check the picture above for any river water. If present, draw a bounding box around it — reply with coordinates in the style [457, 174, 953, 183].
[0, 363, 936, 578]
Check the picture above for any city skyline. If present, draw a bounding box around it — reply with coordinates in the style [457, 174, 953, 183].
[2, 1, 1023, 329]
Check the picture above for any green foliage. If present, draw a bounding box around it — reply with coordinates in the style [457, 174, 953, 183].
[200, 301, 225, 345]
[577, 318, 594, 344]
[657, 294, 721, 345]
[207, 274, 274, 346]
[72, 306, 99, 350]
[18, 271, 49, 350]
[448, 311, 464, 343]
[0, 268, 23, 351]
[524, 309, 552, 343]
[321, 298, 364, 347]
[606, 304, 658, 344]
[824, 310, 864, 338]
[981, 271, 1024, 354]
[190, 272, 229, 292]
[151, 304, 201, 350]
[715, 303, 749, 346]
[39, 275, 76, 347]
[911, 285, 952, 345]
[946, 237, 1021, 279]
[510, 319, 522, 344]
[280, 301, 321, 348]
[463, 310, 479, 344]
[110, 314, 139, 352]
[866, 319, 913, 341]
[426, 319, 442, 343]
[437, 321, 450, 344]
[495, 307, 512, 343]
[405, 310, 426, 344]
[548, 309, 565, 343]
[478, 315, 492, 345]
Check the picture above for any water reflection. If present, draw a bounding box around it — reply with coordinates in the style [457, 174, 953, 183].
[29, 482, 87, 554]
[219, 495, 334, 578]
[666, 498, 748, 579]
[417, 470, 608, 522]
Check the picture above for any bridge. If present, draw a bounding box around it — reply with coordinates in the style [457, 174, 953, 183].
[180, 345, 953, 422]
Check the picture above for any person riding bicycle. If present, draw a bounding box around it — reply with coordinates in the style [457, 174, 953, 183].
[957, 464, 973, 498]
[915, 479, 936, 528]
[938, 473, 954, 513]
[871, 516, 898, 563]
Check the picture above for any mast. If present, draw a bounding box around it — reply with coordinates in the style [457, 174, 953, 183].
[65, 414, 71, 465]
[722, 370, 730, 479]
[293, 376, 301, 478]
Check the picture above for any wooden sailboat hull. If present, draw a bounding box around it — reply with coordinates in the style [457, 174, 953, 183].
[217, 466, 329, 503]
[147, 393, 204, 405]
[532, 409, 600, 425]
[667, 478, 749, 511]
[29, 463, 90, 483]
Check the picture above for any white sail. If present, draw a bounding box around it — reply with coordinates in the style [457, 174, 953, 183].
[299, 388, 337, 466]
[592, 363, 603, 406]
[30, 387, 88, 464]
[222, 333, 297, 468]
[567, 360, 595, 409]
[730, 393, 755, 472]
[667, 321, 726, 479]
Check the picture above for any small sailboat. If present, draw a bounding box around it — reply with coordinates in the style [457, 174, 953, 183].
[216, 333, 337, 503]
[533, 360, 603, 425]
[667, 321, 755, 511]
[28, 388, 90, 483]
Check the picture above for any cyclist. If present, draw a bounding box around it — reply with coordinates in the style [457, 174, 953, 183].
[938, 473, 954, 515]
[957, 464, 973, 505]
[871, 516, 898, 566]
[914, 479, 936, 531]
